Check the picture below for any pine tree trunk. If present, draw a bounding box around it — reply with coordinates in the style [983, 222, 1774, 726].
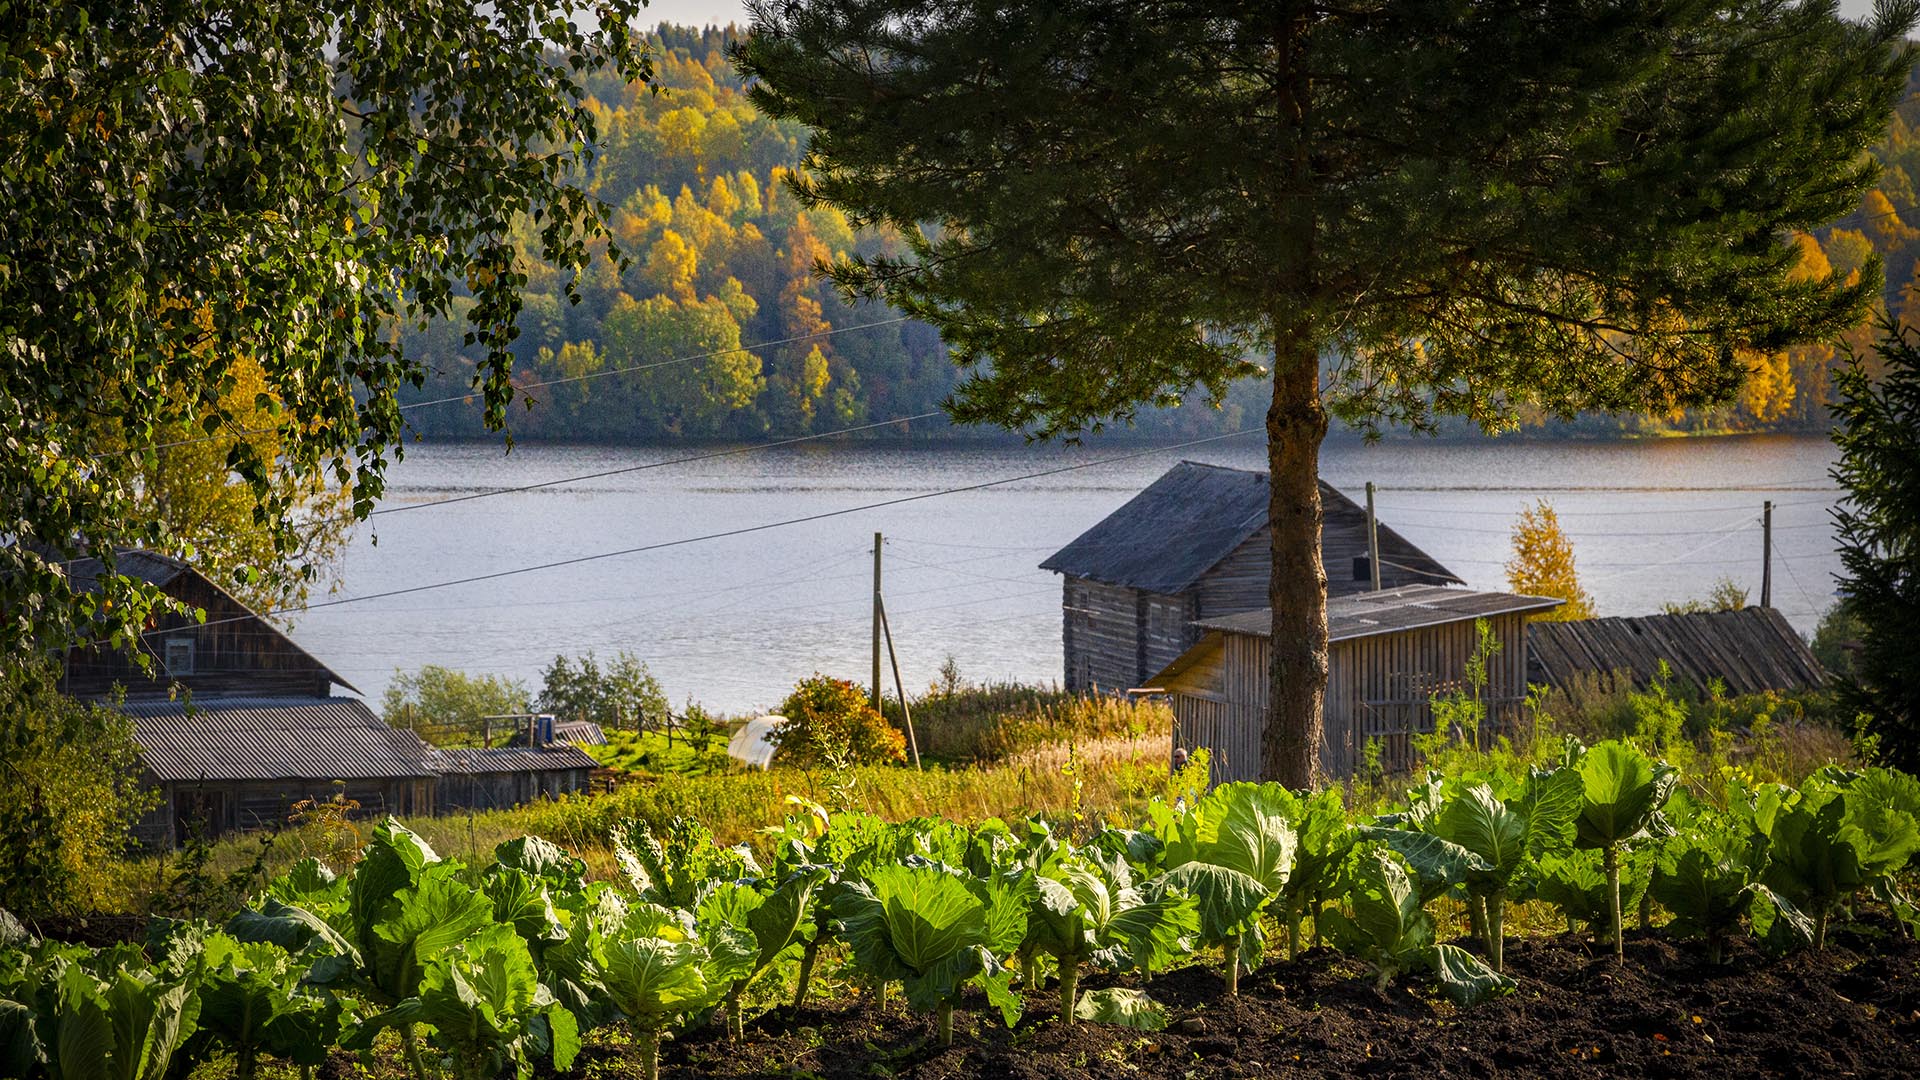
[1261, 9, 1328, 790]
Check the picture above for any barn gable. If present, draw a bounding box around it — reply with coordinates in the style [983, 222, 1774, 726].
[58, 551, 355, 700]
[1045, 462, 1461, 692]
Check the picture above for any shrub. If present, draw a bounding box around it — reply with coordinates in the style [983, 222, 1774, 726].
[0, 661, 156, 918]
[538, 650, 669, 733]
[770, 674, 906, 767]
[381, 665, 532, 745]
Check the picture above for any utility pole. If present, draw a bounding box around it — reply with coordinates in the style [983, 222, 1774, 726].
[872, 531, 884, 709]
[1761, 500, 1773, 609]
[878, 595, 922, 770]
[1365, 481, 1382, 591]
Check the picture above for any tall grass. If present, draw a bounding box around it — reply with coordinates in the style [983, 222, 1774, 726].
[879, 681, 1169, 765]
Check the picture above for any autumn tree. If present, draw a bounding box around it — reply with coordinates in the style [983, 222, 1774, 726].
[740, 0, 1911, 785]
[2, 1, 651, 657]
[1505, 502, 1597, 622]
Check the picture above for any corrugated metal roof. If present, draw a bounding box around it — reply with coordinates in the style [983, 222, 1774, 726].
[124, 697, 432, 782]
[1527, 608, 1826, 696]
[1196, 585, 1565, 642]
[1039, 462, 1459, 593]
[425, 745, 602, 775]
[554, 719, 608, 745]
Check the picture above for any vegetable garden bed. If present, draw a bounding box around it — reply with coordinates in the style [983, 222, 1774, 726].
[645, 920, 1920, 1080]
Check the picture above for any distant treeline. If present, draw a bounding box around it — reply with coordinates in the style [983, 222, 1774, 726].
[398, 25, 1920, 444]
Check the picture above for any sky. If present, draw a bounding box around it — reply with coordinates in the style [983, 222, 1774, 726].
[648, 1, 1884, 32]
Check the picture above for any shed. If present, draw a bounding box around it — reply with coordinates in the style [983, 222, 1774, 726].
[121, 696, 435, 847]
[1042, 462, 1460, 693]
[426, 744, 602, 812]
[1152, 585, 1562, 782]
[1527, 608, 1826, 698]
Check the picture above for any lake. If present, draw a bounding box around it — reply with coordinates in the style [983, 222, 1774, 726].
[288, 433, 1845, 715]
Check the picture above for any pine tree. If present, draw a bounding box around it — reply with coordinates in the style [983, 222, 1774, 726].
[1505, 502, 1597, 622]
[740, 0, 1914, 785]
[1830, 321, 1920, 771]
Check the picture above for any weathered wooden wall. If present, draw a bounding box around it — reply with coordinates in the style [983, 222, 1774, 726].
[1063, 577, 1195, 693]
[1168, 612, 1533, 782]
[435, 768, 592, 813]
[63, 572, 338, 699]
[138, 776, 430, 848]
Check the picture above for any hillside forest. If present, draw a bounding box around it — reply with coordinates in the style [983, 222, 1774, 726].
[396, 26, 1920, 441]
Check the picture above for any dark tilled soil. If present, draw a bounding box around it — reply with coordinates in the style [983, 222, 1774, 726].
[626, 920, 1920, 1080]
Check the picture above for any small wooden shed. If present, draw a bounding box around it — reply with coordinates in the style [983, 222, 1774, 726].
[427, 744, 602, 812]
[1151, 585, 1562, 782]
[1042, 462, 1460, 694]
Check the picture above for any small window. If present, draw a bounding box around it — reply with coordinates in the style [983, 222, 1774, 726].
[163, 637, 195, 676]
[1352, 556, 1372, 583]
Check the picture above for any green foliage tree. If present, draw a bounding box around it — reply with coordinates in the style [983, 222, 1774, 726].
[537, 651, 670, 734]
[381, 666, 532, 746]
[1829, 321, 1920, 771]
[0, 663, 155, 919]
[738, 0, 1910, 787]
[1, 1, 651, 658]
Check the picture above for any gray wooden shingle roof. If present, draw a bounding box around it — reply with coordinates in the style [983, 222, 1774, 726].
[1039, 461, 1459, 593]
[123, 696, 432, 783]
[1526, 608, 1825, 696]
[1195, 585, 1564, 643]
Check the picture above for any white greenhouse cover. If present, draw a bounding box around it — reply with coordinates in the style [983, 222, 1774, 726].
[728, 715, 786, 770]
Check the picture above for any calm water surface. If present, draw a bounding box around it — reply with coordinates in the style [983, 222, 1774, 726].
[289, 434, 1844, 714]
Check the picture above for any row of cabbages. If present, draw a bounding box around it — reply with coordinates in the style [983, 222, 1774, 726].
[2, 738, 1916, 1080]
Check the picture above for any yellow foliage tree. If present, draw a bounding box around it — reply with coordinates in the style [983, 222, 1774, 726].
[1505, 501, 1595, 621]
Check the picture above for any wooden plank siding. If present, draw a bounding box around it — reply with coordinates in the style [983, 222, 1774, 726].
[1167, 610, 1534, 783]
[62, 567, 346, 700]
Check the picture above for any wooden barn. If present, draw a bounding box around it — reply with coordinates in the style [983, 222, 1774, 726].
[427, 743, 602, 812]
[121, 696, 436, 847]
[1527, 608, 1826, 698]
[56, 550, 600, 845]
[59, 551, 358, 700]
[1042, 462, 1460, 693]
[1150, 585, 1562, 782]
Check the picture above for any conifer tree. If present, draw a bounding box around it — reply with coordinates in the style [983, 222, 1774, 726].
[1830, 321, 1920, 771]
[740, 0, 1915, 785]
[1506, 502, 1596, 622]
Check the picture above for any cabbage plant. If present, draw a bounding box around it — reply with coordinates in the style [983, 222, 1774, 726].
[1146, 782, 1298, 993]
[594, 904, 757, 1080]
[186, 933, 341, 1080]
[1020, 853, 1196, 1022]
[1318, 846, 1513, 1006]
[832, 862, 1028, 1045]
[42, 946, 204, 1080]
[1759, 771, 1920, 949]
[1573, 741, 1678, 961]
[351, 923, 579, 1080]
[695, 866, 828, 1038]
[1422, 767, 1581, 971]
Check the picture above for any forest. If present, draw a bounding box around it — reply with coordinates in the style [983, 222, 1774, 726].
[393, 26, 1920, 442]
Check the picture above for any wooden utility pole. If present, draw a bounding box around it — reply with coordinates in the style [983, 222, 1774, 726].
[878, 595, 922, 770]
[872, 531, 884, 709]
[1365, 481, 1382, 591]
[1761, 500, 1773, 608]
